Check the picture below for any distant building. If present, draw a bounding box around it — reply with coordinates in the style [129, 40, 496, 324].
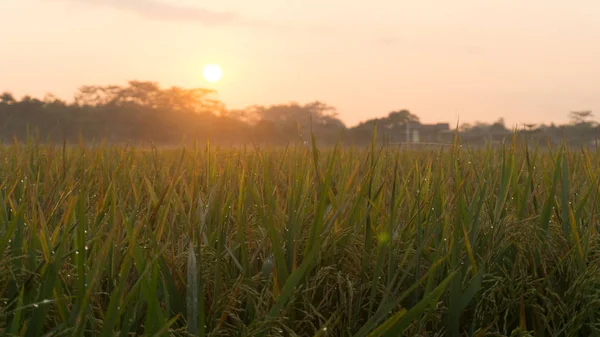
[406, 122, 451, 143]
[460, 128, 513, 145]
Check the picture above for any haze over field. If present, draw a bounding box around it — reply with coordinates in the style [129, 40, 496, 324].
[2, 0, 600, 127]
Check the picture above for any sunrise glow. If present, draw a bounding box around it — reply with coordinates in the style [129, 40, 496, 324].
[203, 64, 223, 83]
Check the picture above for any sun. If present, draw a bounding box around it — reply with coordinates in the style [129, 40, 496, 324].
[203, 64, 223, 83]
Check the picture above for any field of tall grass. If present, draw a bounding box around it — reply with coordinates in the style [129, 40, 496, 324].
[1, 136, 600, 336]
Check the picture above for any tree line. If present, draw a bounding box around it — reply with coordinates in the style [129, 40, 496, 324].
[0, 81, 597, 146]
[0, 81, 422, 145]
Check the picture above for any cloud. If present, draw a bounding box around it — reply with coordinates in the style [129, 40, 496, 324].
[121, 1, 240, 26]
[57, 0, 334, 32]
[59, 0, 247, 26]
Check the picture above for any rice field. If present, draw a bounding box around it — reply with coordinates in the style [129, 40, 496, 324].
[1, 136, 600, 336]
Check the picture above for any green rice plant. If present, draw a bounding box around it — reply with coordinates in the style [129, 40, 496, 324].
[0, 135, 599, 336]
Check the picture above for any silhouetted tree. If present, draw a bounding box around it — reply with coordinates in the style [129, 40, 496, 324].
[1, 92, 15, 105]
[350, 109, 420, 143]
[1, 81, 598, 147]
[569, 110, 594, 125]
[241, 101, 346, 143]
[386, 110, 420, 125]
[489, 118, 508, 133]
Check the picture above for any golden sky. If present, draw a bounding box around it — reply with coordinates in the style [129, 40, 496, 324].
[1, 0, 600, 127]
